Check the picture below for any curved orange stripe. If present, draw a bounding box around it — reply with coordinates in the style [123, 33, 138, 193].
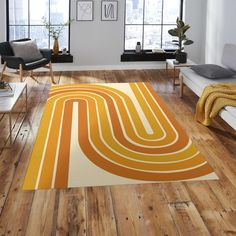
[78, 100, 214, 181]
[40, 96, 199, 166]
[47, 88, 189, 151]
[46, 93, 191, 158]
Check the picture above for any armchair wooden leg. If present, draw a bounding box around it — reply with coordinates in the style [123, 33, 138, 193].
[0, 62, 7, 81]
[49, 61, 56, 84]
[19, 64, 23, 82]
[30, 70, 39, 83]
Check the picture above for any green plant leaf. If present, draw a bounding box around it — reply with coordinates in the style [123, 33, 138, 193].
[168, 29, 178, 36]
[184, 40, 194, 45]
[182, 25, 190, 34]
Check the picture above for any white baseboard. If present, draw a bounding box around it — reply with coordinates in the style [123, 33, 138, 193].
[52, 62, 166, 71]
[0, 62, 166, 72]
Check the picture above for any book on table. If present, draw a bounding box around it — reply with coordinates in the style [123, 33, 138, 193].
[0, 82, 15, 97]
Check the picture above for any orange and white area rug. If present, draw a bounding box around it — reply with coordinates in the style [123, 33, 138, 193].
[23, 82, 218, 190]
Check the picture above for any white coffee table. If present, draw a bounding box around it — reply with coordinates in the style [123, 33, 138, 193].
[0, 82, 27, 148]
[166, 59, 196, 88]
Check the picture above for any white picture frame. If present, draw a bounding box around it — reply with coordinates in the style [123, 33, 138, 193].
[77, 1, 94, 21]
[101, 1, 118, 21]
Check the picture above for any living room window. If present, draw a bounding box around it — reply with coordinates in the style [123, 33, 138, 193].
[7, 0, 70, 50]
[124, 0, 184, 51]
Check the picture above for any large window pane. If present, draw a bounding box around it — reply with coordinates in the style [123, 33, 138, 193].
[126, 0, 144, 24]
[125, 25, 143, 50]
[30, 26, 49, 48]
[144, 26, 161, 49]
[50, 0, 69, 24]
[8, 0, 70, 51]
[30, 0, 49, 24]
[9, 26, 28, 40]
[163, 0, 180, 24]
[144, 0, 162, 24]
[162, 25, 178, 49]
[9, 0, 28, 25]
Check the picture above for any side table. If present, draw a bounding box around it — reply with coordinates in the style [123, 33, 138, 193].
[166, 59, 196, 88]
[0, 83, 27, 148]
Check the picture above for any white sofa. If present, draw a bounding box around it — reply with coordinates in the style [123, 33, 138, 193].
[179, 44, 236, 131]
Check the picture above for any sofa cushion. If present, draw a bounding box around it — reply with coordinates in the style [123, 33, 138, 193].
[191, 64, 235, 79]
[181, 67, 236, 93]
[10, 40, 43, 63]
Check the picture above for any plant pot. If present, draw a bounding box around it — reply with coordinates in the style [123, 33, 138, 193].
[53, 39, 59, 55]
[176, 52, 187, 63]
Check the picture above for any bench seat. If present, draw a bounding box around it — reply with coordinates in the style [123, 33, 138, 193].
[180, 67, 236, 130]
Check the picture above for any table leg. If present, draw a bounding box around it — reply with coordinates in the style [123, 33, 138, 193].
[9, 112, 12, 146]
[180, 75, 184, 98]
[166, 62, 168, 78]
[25, 85, 28, 112]
[173, 67, 176, 88]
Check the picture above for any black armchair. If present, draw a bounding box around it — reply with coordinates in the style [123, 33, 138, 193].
[0, 38, 55, 83]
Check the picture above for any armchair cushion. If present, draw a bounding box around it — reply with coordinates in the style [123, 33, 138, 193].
[24, 58, 49, 70]
[10, 40, 43, 63]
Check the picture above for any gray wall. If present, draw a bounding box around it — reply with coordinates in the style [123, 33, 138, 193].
[184, 0, 207, 64]
[0, 0, 206, 69]
[204, 0, 236, 65]
[0, 0, 6, 42]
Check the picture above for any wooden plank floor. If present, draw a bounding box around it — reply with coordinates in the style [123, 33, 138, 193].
[0, 69, 236, 236]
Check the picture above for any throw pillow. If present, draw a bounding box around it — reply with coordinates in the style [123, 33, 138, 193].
[10, 40, 43, 63]
[191, 64, 235, 79]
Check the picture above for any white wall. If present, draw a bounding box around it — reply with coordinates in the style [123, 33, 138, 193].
[184, 0, 207, 64]
[70, 0, 162, 69]
[204, 0, 236, 65]
[0, 0, 206, 69]
[70, 0, 207, 67]
[0, 0, 6, 42]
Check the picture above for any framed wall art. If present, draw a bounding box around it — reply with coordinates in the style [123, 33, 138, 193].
[77, 1, 94, 21]
[101, 1, 118, 21]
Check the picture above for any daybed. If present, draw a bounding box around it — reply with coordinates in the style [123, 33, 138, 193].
[179, 44, 236, 131]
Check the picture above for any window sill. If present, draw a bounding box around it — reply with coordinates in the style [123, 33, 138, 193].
[51, 53, 73, 63]
[121, 51, 176, 62]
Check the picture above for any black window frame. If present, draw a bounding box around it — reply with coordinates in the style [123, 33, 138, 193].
[6, 0, 71, 52]
[123, 0, 184, 52]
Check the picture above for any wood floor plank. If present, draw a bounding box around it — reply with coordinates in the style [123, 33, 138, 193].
[161, 182, 191, 204]
[135, 184, 180, 236]
[56, 188, 86, 236]
[111, 185, 148, 236]
[185, 181, 224, 211]
[25, 190, 57, 236]
[86, 187, 117, 236]
[168, 201, 211, 236]
[214, 211, 236, 235]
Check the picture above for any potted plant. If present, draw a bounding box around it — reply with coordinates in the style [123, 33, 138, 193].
[168, 17, 194, 63]
[42, 17, 71, 55]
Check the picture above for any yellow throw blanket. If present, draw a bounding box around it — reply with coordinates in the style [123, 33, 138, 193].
[195, 83, 236, 126]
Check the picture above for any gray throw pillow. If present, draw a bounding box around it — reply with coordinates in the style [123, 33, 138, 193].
[10, 40, 43, 63]
[191, 64, 235, 79]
